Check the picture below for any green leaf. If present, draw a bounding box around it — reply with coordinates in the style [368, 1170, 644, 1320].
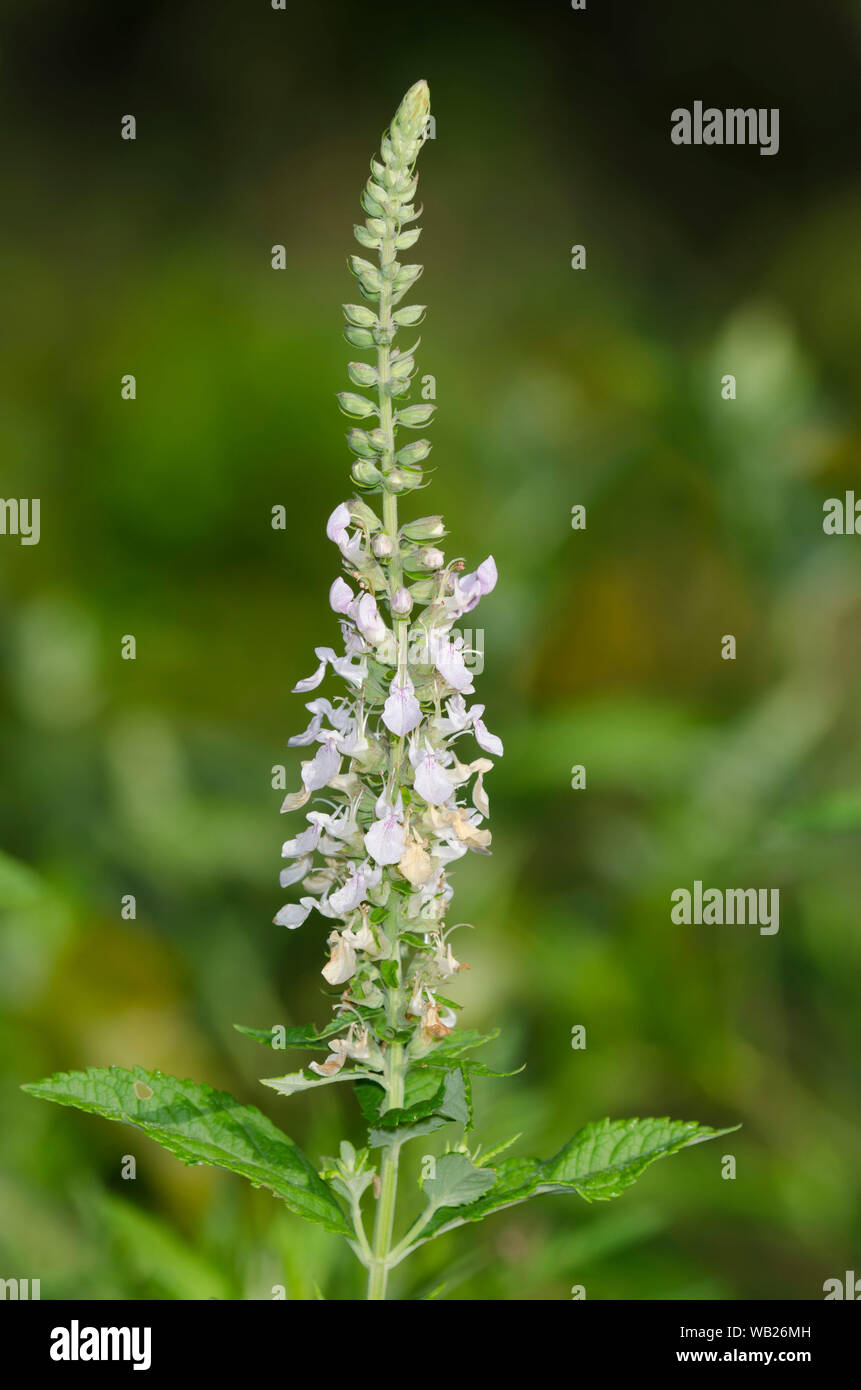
[420, 1152, 497, 1210]
[411, 1118, 736, 1245]
[420, 1028, 500, 1060]
[261, 1068, 384, 1098]
[22, 1066, 350, 1236]
[234, 1020, 345, 1052]
[541, 1117, 737, 1202]
[378, 959, 399, 990]
[367, 1069, 471, 1147]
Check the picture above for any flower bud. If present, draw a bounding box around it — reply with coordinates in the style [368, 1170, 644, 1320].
[417, 546, 445, 570]
[383, 469, 407, 493]
[391, 587, 413, 615]
[372, 533, 393, 559]
[351, 460, 382, 488]
[401, 515, 445, 541]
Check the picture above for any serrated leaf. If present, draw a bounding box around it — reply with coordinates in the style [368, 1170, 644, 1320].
[420, 1152, 497, 1210]
[540, 1117, 737, 1202]
[260, 1068, 384, 1098]
[22, 1066, 350, 1236]
[366, 1069, 470, 1147]
[234, 1020, 345, 1052]
[421, 1029, 500, 1060]
[409, 1118, 737, 1247]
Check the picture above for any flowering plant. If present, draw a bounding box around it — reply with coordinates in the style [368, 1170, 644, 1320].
[23, 81, 732, 1301]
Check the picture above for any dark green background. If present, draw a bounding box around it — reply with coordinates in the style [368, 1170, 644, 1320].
[1, 0, 860, 1299]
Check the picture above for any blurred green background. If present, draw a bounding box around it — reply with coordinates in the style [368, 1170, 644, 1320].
[2, 0, 860, 1299]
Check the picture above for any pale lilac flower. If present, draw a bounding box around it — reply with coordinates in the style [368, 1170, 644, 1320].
[328, 860, 382, 915]
[281, 823, 321, 859]
[308, 802, 359, 844]
[279, 855, 314, 889]
[329, 577, 354, 613]
[294, 646, 367, 693]
[355, 592, 389, 646]
[326, 502, 363, 564]
[471, 706, 504, 756]
[364, 794, 407, 865]
[410, 740, 455, 805]
[455, 555, 497, 614]
[431, 633, 473, 693]
[382, 671, 422, 735]
[301, 736, 342, 792]
[274, 898, 317, 930]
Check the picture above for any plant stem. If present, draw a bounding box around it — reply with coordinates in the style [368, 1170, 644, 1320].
[365, 164, 419, 1303]
[366, 1040, 405, 1299]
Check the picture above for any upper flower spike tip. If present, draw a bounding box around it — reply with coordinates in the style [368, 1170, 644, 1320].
[392, 79, 430, 147]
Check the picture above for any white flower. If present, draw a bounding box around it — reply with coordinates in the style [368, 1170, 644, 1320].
[329, 577, 355, 613]
[453, 555, 497, 615]
[328, 860, 381, 916]
[430, 633, 473, 693]
[281, 823, 321, 859]
[301, 736, 342, 792]
[410, 740, 454, 805]
[293, 646, 367, 694]
[382, 671, 422, 735]
[355, 592, 389, 646]
[274, 898, 316, 930]
[471, 706, 504, 756]
[364, 794, 407, 865]
[326, 502, 363, 564]
[398, 841, 435, 887]
[309, 1039, 349, 1077]
[322, 931, 358, 985]
[279, 855, 314, 888]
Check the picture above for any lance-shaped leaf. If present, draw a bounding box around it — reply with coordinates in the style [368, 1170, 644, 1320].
[404, 1117, 736, 1248]
[539, 1117, 735, 1201]
[234, 1020, 347, 1052]
[22, 1066, 350, 1236]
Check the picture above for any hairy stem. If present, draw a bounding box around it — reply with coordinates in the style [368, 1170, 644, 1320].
[366, 1041, 405, 1299]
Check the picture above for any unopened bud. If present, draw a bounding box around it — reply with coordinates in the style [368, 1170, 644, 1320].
[401, 515, 445, 541]
[372, 533, 393, 559]
[391, 587, 413, 615]
[383, 469, 407, 493]
[351, 460, 382, 488]
[417, 546, 445, 570]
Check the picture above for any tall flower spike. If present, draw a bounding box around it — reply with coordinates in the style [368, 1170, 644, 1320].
[22, 78, 735, 1308]
[278, 76, 499, 1068]
[275, 78, 501, 1290]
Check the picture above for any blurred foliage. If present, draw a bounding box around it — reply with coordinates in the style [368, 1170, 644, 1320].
[1, 0, 859, 1299]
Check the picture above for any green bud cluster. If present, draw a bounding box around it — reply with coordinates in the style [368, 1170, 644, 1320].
[341, 80, 433, 498]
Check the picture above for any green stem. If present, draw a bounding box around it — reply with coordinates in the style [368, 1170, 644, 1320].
[365, 177, 414, 1304]
[366, 1041, 406, 1299]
